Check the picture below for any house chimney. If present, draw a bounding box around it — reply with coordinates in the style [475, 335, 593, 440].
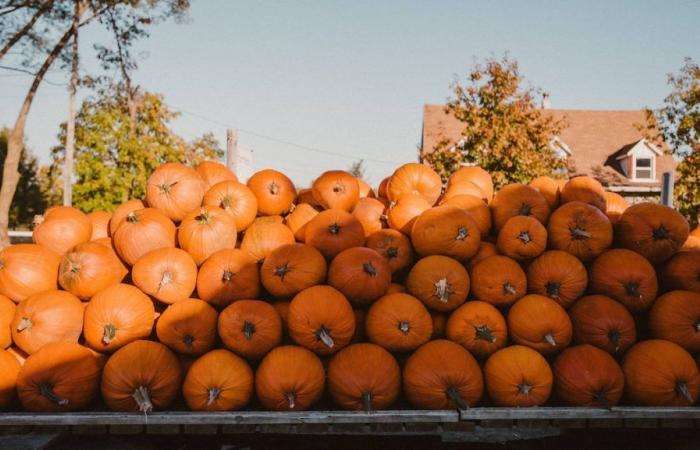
[541, 93, 551, 109]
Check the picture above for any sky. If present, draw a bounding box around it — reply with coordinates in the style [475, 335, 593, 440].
[1, 0, 699, 186]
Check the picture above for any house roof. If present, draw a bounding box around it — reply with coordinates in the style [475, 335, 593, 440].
[421, 105, 677, 187]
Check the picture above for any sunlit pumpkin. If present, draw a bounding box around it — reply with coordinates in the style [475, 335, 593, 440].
[111, 208, 177, 266]
[603, 191, 628, 224]
[131, 247, 198, 304]
[440, 194, 492, 238]
[405, 255, 469, 312]
[218, 300, 282, 360]
[182, 349, 253, 411]
[365, 293, 432, 352]
[202, 181, 257, 232]
[470, 255, 527, 307]
[365, 228, 415, 274]
[88, 211, 111, 240]
[386, 163, 442, 205]
[358, 179, 375, 198]
[260, 243, 327, 299]
[109, 199, 146, 236]
[377, 176, 390, 199]
[528, 176, 561, 210]
[386, 194, 431, 235]
[178, 206, 237, 266]
[442, 180, 488, 204]
[589, 249, 658, 312]
[304, 209, 365, 259]
[490, 183, 550, 231]
[32, 206, 92, 255]
[484, 345, 553, 407]
[446, 301, 507, 359]
[145, 163, 206, 222]
[240, 220, 295, 263]
[648, 290, 700, 353]
[156, 299, 218, 356]
[526, 250, 588, 308]
[553, 344, 624, 407]
[448, 166, 494, 203]
[547, 201, 612, 261]
[569, 294, 637, 355]
[0, 244, 60, 303]
[285, 203, 319, 242]
[196, 160, 237, 191]
[496, 215, 547, 261]
[560, 176, 606, 212]
[662, 250, 700, 293]
[328, 247, 391, 305]
[312, 170, 360, 211]
[58, 241, 128, 300]
[411, 206, 480, 261]
[196, 248, 260, 308]
[352, 197, 386, 237]
[246, 169, 296, 216]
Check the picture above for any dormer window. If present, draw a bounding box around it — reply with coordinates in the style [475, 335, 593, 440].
[614, 139, 661, 182]
[634, 157, 653, 180]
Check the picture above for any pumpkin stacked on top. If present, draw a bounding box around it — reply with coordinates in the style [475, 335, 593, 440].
[0, 160, 699, 413]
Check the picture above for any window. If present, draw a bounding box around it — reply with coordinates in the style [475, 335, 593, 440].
[635, 157, 653, 179]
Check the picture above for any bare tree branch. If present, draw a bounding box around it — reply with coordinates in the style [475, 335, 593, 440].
[0, 0, 55, 60]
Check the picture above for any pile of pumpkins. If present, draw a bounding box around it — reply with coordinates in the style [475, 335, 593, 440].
[1, 160, 699, 414]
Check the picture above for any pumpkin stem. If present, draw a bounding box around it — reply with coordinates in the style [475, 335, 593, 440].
[386, 247, 399, 258]
[243, 321, 256, 341]
[222, 270, 234, 282]
[625, 282, 642, 299]
[274, 263, 290, 280]
[361, 391, 373, 413]
[474, 325, 497, 343]
[183, 335, 195, 348]
[207, 387, 221, 406]
[195, 209, 211, 224]
[455, 226, 468, 241]
[220, 195, 232, 209]
[519, 203, 532, 216]
[503, 282, 517, 296]
[434, 278, 452, 303]
[70, 262, 81, 274]
[332, 183, 345, 194]
[518, 381, 533, 396]
[268, 181, 279, 195]
[286, 391, 296, 409]
[103, 324, 117, 344]
[695, 320, 700, 332]
[609, 330, 621, 352]
[677, 382, 694, 404]
[158, 181, 178, 194]
[328, 223, 341, 235]
[653, 224, 670, 240]
[32, 214, 45, 227]
[544, 333, 557, 347]
[132, 385, 153, 414]
[363, 261, 377, 277]
[398, 321, 411, 334]
[158, 271, 173, 291]
[446, 385, 468, 410]
[518, 231, 531, 244]
[126, 211, 139, 223]
[593, 390, 611, 410]
[39, 383, 68, 406]
[545, 282, 560, 299]
[570, 227, 591, 240]
[17, 317, 32, 332]
[316, 326, 334, 349]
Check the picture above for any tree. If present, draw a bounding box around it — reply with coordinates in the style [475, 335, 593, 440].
[48, 84, 223, 213]
[423, 55, 566, 187]
[348, 159, 366, 180]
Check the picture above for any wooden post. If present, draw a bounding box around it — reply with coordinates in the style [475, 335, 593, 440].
[226, 128, 237, 171]
[661, 171, 674, 207]
[63, 0, 82, 206]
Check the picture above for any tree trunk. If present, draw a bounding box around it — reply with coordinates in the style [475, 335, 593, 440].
[63, 0, 83, 207]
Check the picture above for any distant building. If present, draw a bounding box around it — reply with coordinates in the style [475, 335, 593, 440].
[420, 105, 677, 202]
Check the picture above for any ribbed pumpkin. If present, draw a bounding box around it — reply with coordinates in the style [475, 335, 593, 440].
[403, 340, 484, 409]
[12, 290, 83, 355]
[296, 188, 322, 209]
[88, 211, 111, 240]
[528, 176, 561, 210]
[440, 194, 492, 238]
[442, 180, 488, 203]
[603, 191, 628, 224]
[490, 183, 550, 231]
[196, 248, 260, 308]
[589, 249, 658, 312]
[112, 208, 177, 266]
[386, 163, 442, 205]
[109, 199, 146, 236]
[446, 301, 507, 359]
[560, 176, 606, 211]
[405, 255, 469, 312]
[304, 209, 365, 259]
[569, 295, 637, 354]
[0, 295, 14, 349]
[496, 215, 547, 260]
[377, 176, 390, 199]
[260, 243, 327, 299]
[508, 294, 572, 355]
[365, 293, 432, 352]
[662, 251, 700, 293]
[648, 291, 700, 353]
[285, 203, 319, 242]
[178, 206, 237, 265]
[247, 169, 296, 216]
[0, 244, 60, 303]
[466, 241, 499, 271]
[328, 343, 400, 411]
[132, 247, 198, 304]
[16, 343, 100, 412]
[156, 299, 218, 356]
[145, 163, 205, 222]
[240, 220, 295, 263]
[0, 349, 20, 408]
[255, 345, 325, 411]
[32, 206, 92, 255]
[615, 202, 690, 264]
[312, 170, 360, 211]
[386, 193, 432, 235]
[83, 284, 155, 353]
[448, 166, 494, 202]
[484, 345, 553, 407]
[411, 206, 480, 261]
[470, 255, 527, 307]
[182, 349, 253, 411]
[101, 340, 181, 412]
[58, 241, 128, 300]
[288, 286, 355, 355]
[553, 344, 624, 407]
[218, 300, 282, 360]
[547, 201, 612, 261]
[352, 197, 386, 237]
[328, 247, 391, 305]
[196, 160, 237, 190]
[202, 180, 257, 231]
[526, 250, 588, 308]
[622, 340, 700, 406]
[358, 178, 375, 198]
[365, 228, 414, 274]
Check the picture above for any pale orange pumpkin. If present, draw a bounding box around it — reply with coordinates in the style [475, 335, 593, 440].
[386, 194, 431, 235]
[0, 244, 61, 303]
[352, 197, 386, 237]
[490, 183, 550, 231]
[247, 169, 296, 216]
[240, 221, 295, 263]
[131, 247, 198, 304]
[58, 241, 128, 300]
[202, 180, 257, 231]
[109, 199, 146, 236]
[145, 163, 206, 222]
[178, 206, 237, 265]
[387, 163, 442, 205]
[87, 211, 111, 240]
[560, 176, 607, 211]
[312, 170, 360, 211]
[529, 176, 561, 210]
[448, 166, 494, 202]
[440, 194, 492, 239]
[603, 191, 628, 224]
[32, 206, 92, 255]
[111, 208, 177, 266]
[285, 203, 319, 242]
[196, 160, 237, 190]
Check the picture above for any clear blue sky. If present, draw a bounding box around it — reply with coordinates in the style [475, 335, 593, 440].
[1, 0, 698, 186]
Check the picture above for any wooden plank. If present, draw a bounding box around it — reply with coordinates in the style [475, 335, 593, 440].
[624, 418, 659, 428]
[660, 419, 695, 429]
[459, 407, 700, 421]
[108, 425, 143, 435]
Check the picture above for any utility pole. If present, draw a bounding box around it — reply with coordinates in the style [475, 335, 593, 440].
[226, 128, 238, 171]
[63, 0, 82, 206]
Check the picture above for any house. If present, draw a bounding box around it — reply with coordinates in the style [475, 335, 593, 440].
[420, 104, 677, 202]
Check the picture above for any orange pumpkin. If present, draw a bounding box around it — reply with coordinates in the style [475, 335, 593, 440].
[442, 180, 488, 203]
[662, 251, 700, 293]
[589, 249, 658, 312]
[296, 188, 322, 209]
[603, 191, 628, 224]
[218, 300, 282, 360]
[529, 176, 561, 210]
[111, 208, 177, 266]
[682, 235, 700, 251]
[0, 295, 14, 349]
[0, 244, 60, 303]
[560, 176, 606, 211]
[405, 255, 469, 312]
[446, 301, 507, 359]
[285, 203, 319, 242]
[440, 194, 492, 238]
[109, 199, 146, 236]
[508, 294, 572, 355]
[182, 349, 253, 411]
[255, 345, 325, 411]
[247, 169, 296, 216]
[327, 343, 400, 411]
[16, 342, 100, 411]
[12, 290, 83, 355]
[365, 293, 432, 352]
[145, 163, 206, 222]
[288, 286, 355, 355]
[260, 243, 327, 299]
[365, 228, 414, 274]
[328, 247, 391, 305]
[178, 206, 237, 265]
[386, 283, 406, 294]
[101, 340, 181, 412]
[304, 209, 365, 259]
[411, 206, 480, 261]
[489, 183, 550, 231]
[358, 179, 375, 198]
[553, 344, 624, 407]
[387, 163, 442, 205]
[312, 170, 360, 211]
[569, 295, 637, 355]
[272, 301, 290, 337]
[547, 201, 613, 261]
[196, 160, 237, 190]
[241, 220, 296, 263]
[131, 247, 198, 304]
[156, 299, 218, 356]
[616, 203, 690, 264]
[0, 349, 20, 408]
[202, 181, 257, 232]
[466, 241, 500, 271]
[448, 166, 494, 202]
[83, 284, 155, 353]
[470, 255, 527, 307]
[386, 193, 431, 235]
[484, 345, 553, 407]
[196, 248, 260, 308]
[352, 197, 386, 237]
[58, 241, 128, 300]
[526, 250, 588, 308]
[496, 215, 547, 260]
[622, 339, 700, 406]
[377, 176, 390, 199]
[403, 340, 484, 409]
[32, 206, 92, 255]
[649, 291, 700, 353]
[88, 211, 111, 240]
[6, 345, 28, 367]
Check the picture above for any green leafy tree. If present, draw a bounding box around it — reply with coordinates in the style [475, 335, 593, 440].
[424, 55, 566, 187]
[49, 85, 223, 212]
